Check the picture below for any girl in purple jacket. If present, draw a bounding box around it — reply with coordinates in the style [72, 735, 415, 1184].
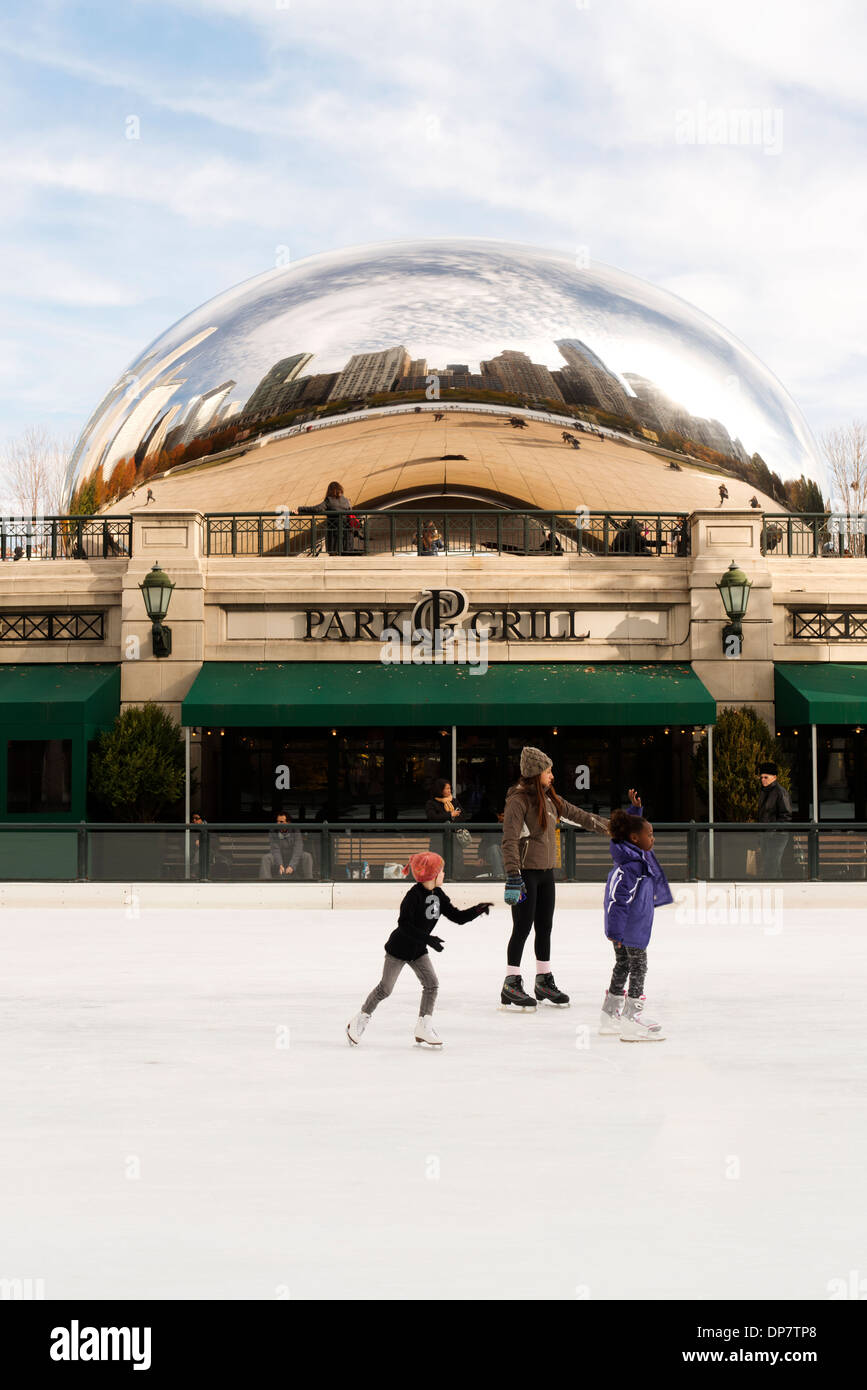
[600, 793, 672, 1041]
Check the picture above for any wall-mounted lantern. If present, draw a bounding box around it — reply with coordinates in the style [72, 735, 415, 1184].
[716, 561, 752, 656]
[139, 561, 175, 658]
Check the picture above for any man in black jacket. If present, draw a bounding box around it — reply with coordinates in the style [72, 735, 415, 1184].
[757, 762, 792, 878]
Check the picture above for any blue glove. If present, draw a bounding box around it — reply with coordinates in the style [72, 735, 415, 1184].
[505, 875, 526, 906]
[428, 935, 445, 951]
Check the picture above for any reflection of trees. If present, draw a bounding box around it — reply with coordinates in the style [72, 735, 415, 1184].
[67, 341, 829, 519]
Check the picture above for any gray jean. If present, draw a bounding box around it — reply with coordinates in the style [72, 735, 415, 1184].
[362, 953, 439, 1016]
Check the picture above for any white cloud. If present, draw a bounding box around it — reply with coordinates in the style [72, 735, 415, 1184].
[0, 0, 865, 453]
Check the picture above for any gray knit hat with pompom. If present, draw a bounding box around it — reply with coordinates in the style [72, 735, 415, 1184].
[520, 746, 552, 778]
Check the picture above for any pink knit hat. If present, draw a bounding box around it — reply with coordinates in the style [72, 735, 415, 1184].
[407, 851, 444, 883]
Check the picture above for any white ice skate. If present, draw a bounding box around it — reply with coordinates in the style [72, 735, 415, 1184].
[414, 1015, 443, 1047]
[346, 1011, 371, 1045]
[599, 989, 625, 1035]
[619, 995, 665, 1042]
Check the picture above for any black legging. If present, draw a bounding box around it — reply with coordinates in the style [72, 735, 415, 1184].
[507, 868, 556, 968]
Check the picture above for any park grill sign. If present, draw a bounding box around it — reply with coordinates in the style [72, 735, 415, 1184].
[300, 588, 594, 642]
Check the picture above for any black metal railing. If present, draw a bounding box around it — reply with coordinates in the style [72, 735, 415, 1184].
[0, 516, 133, 561]
[203, 510, 691, 559]
[762, 513, 867, 558]
[0, 821, 864, 883]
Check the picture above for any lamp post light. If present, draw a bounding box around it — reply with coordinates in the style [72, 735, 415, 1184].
[140, 561, 175, 658]
[716, 560, 752, 657]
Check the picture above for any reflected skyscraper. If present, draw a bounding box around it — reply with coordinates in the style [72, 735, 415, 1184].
[66, 240, 822, 509]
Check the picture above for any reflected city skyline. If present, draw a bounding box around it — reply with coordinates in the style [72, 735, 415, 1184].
[66, 240, 821, 506]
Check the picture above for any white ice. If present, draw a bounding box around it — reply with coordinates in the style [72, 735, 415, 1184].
[1, 898, 865, 1301]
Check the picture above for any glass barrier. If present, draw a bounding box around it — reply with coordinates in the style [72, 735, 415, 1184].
[0, 827, 79, 880]
[0, 822, 864, 882]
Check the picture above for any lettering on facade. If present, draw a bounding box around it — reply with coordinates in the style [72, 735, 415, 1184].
[300, 589, 591, 641]
[299, 606, 592, 640]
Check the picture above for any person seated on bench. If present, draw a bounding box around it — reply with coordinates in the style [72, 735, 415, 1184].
[426, 778, 468, 875]
[259, 813, 314, 880]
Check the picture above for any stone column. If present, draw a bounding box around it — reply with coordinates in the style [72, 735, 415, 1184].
[120, 510, 205, 724]
[688, 509, 775, 730]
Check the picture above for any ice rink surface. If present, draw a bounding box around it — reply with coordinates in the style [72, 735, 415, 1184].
[2, 898, 865, 1301]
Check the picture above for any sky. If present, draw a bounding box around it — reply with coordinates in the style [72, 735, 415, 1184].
[0, 0, 864, 495]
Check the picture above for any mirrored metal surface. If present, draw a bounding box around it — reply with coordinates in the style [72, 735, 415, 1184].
[66, 239, 820, 508]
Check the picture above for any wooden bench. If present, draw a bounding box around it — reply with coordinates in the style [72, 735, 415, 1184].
[333, 834, 433, 879]
[572, 831, 690, 881]
[332, 831, 500, 879]
[792, 831, 867, 880]
[193, 832, 320, 881]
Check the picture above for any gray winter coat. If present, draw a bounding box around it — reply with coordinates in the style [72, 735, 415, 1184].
[268, 827, 303, 872]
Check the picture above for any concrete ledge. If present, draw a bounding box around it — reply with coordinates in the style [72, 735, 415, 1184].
[0, 880, 865, 910]
[0, 881, 333, 910]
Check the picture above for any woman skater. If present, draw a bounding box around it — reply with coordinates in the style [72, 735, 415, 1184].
[500, 746, 609, 1009]
[346, 851, 492, 1048]
[600, 792, 672, 1041]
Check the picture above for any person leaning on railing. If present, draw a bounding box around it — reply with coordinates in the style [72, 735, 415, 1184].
[672, 515, 689, 557]
[419, 522, 444, 556]
[291, 480, 353, 555]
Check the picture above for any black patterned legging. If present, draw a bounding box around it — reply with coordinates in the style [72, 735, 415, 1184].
[608, 942, 648, 999]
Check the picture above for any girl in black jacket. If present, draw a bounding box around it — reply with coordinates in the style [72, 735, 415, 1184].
[346, 852, 492, 1048]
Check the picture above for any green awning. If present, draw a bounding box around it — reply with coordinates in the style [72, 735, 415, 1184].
[775, 663, 867, 725]
[182, 661, 716, 728]
[0, 664, 120, 730]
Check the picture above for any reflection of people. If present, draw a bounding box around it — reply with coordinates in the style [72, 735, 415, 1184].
[345, 851, 492, 1048]
[672, 515, 689, 557]
[600, 793, 671, 1040]
[260, 813, 313, 879]
[757, 762, 792, 879]
[718, 484, 729, 505]
[500, 746, 609, 1009]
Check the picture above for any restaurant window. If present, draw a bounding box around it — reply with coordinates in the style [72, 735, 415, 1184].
[7, 739, 72, 813]
[337, 732, 386, 820]
[391, 731, 449, 819]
